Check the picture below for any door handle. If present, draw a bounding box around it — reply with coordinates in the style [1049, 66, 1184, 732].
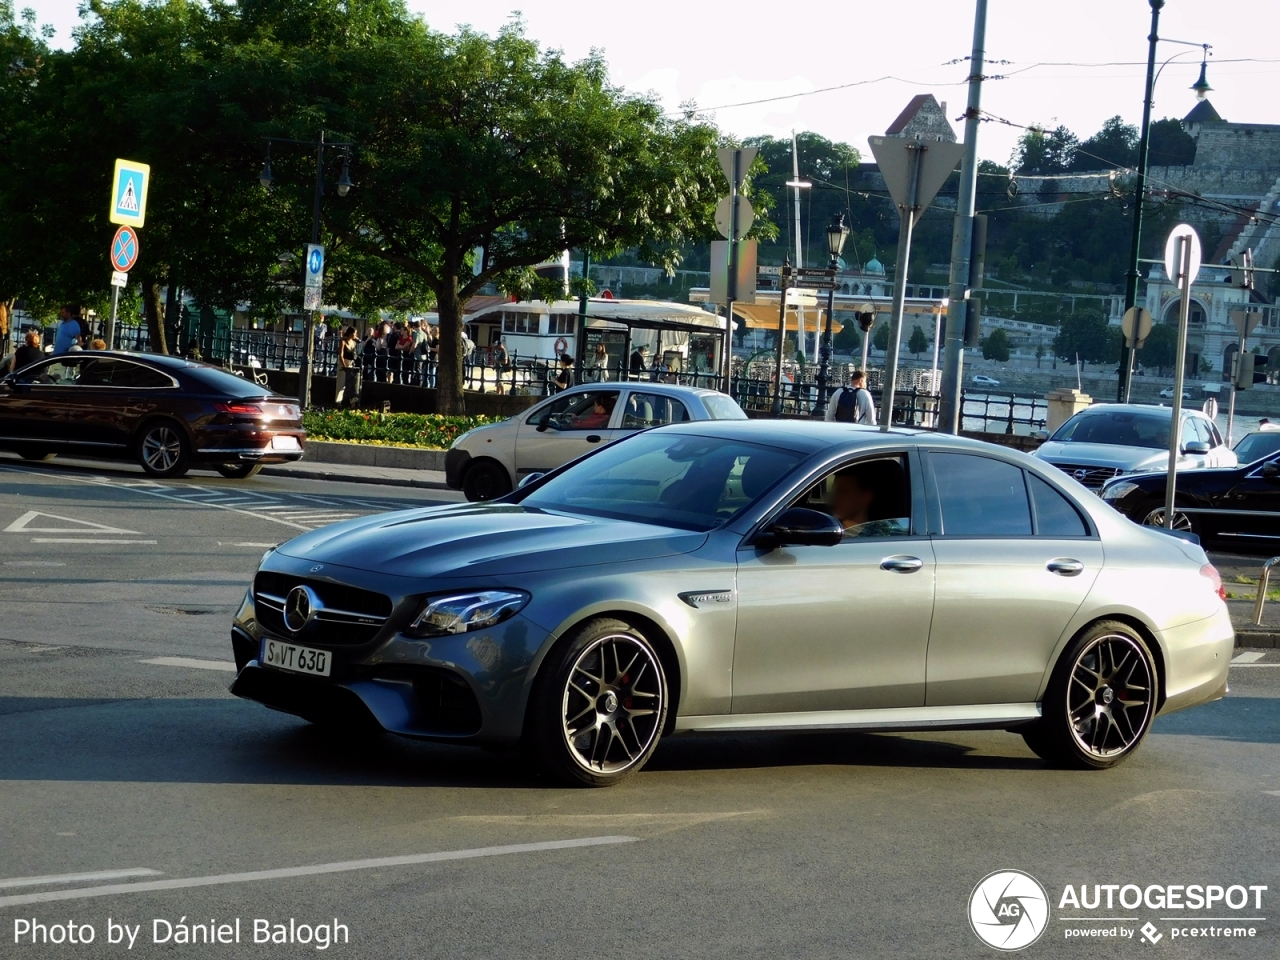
[586, 435, 602, 443]
[1047, 558, 1084, 577]
[880, 555, 923, 573]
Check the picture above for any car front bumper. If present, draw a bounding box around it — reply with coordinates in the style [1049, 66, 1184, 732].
[228, 557, 551, 744]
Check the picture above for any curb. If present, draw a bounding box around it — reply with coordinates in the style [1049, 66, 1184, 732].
[303, 439, 447, 471]
[1234, 628, 1280, 649]
[259, 464, 450, 491]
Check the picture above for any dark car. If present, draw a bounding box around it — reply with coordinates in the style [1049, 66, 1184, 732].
[0, 351, 304, 479]
[1100, 451, 1280, 550]
[1232, 428, 1280, 465]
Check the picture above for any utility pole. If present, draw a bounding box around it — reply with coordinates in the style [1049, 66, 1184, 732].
[1118, 1, 1164, 403]
[938, 0, 988, 434]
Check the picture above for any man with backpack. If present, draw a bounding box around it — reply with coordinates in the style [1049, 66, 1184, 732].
[825, 369, 876, 424]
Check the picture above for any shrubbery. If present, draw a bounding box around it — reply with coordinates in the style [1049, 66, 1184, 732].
[302, 409, 501, 448]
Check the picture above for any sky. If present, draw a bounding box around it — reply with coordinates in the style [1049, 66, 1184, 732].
[20, 0, 1280, 166]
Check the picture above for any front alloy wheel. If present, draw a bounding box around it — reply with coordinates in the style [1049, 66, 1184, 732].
[1140, 500, 1194, 533]
[1022, 620, 1158, 769]
[138, 422, 190, 478]
[531, 618, 668, 786]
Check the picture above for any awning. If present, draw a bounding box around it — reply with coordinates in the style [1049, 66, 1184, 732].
[732, 301, 843, 333]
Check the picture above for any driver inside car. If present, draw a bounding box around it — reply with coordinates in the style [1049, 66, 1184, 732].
[827, 459, 910, 538]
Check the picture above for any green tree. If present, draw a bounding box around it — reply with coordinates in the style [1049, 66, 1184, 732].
[1053, 309, 1112, 364]
[1140, 322, 1178, 375]
[907, 324, 929, 359]
[872, 322, 891, 353]
[1149, 117, 1197, 167]
[324, 17, 740, 412]
[1012, 124, 1078, 174]
[980, 327, 1011, 362]
[833, 320, 860, 354]
[1072, 116, 1138, 171]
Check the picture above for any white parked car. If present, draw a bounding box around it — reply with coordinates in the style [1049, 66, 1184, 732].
[1159, 387, 1193, 400]
[445, 382, 748, 500]
[1034, 403, 1236, 490]
[972, 374, 1000, 387]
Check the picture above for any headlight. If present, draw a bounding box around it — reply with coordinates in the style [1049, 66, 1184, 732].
[1101, 481, 1139, 501]
[406, 590, 529, 638]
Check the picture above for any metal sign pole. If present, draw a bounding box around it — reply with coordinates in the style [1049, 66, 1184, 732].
[106, 285, 120, 349]
[879, 144, 922, 431]
[1164, 236, 1193, 530]
[772, 261, 791, 416]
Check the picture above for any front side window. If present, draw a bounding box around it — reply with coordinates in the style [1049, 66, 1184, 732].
[521, 433, 803, 531]
[931, 452, 1032, 536]
[18, 358, 82, 385]
[621, 392, 689, 428]
[790, 454, 912, 539]
[530, 390, 620, 431]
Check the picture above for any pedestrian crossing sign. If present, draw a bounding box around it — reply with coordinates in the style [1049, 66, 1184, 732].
[109, 158, 150, 227]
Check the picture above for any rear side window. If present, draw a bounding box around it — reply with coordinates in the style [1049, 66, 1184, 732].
[702, 394, 748, 420]
[1028, 474, 1089, 537]
[622, 392, 688, 428]
[183, 364, 274, 398]
[931, 452, 1032, 536]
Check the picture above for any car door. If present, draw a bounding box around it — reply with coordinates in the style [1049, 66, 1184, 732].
[617, 390, 690, 432]
[732, 449, 934, 713]
[54, 356, 131, 449]
[3, 356, 84, 443]
[1218, 455, 1280, 544]
[924, 451, 1103, 707]
[514, 388, 621, 475]
[1200, 417, 1237, 467]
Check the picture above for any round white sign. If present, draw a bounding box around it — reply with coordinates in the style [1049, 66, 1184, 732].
[1164, 223, 1202, 289]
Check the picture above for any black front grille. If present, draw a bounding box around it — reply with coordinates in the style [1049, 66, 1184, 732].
[1048, 462, 1123, 489]
[254, 572, 392, 646]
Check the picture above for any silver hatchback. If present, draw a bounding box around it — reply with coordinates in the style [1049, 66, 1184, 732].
[232, 422, 1233, 786]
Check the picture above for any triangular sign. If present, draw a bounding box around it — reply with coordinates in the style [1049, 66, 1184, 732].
[868, 135, 966, 212]
[4, 511, 140, 535]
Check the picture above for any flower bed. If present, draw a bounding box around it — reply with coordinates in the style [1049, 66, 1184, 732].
[302, 409, 501, 449]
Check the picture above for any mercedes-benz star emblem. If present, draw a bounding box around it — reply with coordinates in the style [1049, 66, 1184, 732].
[283, 585, 319, 634]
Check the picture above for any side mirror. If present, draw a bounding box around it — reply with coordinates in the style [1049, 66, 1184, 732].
[1033, 430, 1049, 441]
[517, 472, 545, 489]
[753, 507, 844, 550]
[1183, 440, 1211, 455]
[1263, 461, 1280, 480]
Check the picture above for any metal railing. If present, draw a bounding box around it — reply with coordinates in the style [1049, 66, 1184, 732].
[1253, 556, 1280, 625]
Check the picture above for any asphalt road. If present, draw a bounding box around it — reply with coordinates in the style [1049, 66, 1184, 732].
[1, 453, 1278, 959]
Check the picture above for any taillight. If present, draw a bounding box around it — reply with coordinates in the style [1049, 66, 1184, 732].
[1200, 564, 1227, 602]
[214, 401, 265, 416]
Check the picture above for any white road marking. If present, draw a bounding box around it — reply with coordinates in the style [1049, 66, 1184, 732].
[1231, 663, 1280, 667]
[1265, 790, 1280, 797]
[5, 510, 139, 535]
[140, 657, 237, 672]
[221, 542, 278, 548]
[0, 868, 163, 890]
[1232, 651, 1267, 663]
[0, 836, 639, 908]
[29, 538, 156, 544]
[3, 561, 65, 567]
[19, 646, 62, 653]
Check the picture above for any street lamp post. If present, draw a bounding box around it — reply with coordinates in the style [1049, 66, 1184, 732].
[1116, 0, 1211, 402]
[814, 213, 849, 417]
[258, 131, 353, 408]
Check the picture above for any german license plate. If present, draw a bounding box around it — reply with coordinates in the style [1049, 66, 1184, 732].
[261, 638, 330, 677]
[271, 435, 301, 450]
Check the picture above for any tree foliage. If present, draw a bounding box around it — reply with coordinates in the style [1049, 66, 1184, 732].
[907, 324, 929, 359]
[980, 327, 1010, 362]
[872, 322, 890, 352]
[1053, 309, 1120, 365]
[1141, 322, 1179, 375]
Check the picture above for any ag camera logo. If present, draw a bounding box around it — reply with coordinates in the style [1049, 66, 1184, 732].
[969, 870, 1050, 951]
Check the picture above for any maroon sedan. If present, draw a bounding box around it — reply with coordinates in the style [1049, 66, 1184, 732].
[0, 351, 305, 479]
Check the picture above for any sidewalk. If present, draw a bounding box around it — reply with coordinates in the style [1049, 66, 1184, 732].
[261, 459, 451, 490]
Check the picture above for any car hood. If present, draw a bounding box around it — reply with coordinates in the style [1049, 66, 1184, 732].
[1036, 441, 1171, 472]
[274, 503, 706, 578]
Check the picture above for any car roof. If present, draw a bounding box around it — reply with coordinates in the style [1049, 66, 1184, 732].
[656, 418, 999, 455]
[558, 382, 724, 400]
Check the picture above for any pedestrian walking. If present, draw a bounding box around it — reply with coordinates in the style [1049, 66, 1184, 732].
[493, 337, 509, 395]
[336, 325, 358, 406]
[0, 301, 9, 363]
[53, 305, 83, 355]
[552, 354, 574, 393]
[825, 369, 876, 425]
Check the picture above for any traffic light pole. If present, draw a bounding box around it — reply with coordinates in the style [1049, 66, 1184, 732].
[938, 0, 987, 434]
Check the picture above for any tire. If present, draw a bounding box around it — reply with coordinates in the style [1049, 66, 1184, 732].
[136, 420, 191, 478]
[17, 448, 54, 462]
[529, 618, 669, 787]
[1137, 497, 1195, 535]
[215, 462, 263, 480]
[462, 459, 512, 502]
[1022, 619, 1159, 770]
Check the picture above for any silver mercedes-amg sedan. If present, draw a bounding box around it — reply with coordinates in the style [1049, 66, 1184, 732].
[229, 421, 1233, 787]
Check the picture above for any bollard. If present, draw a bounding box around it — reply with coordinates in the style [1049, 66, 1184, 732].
[1252, 556, 1280, 625]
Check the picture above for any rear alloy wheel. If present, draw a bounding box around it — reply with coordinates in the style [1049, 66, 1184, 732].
[1139, 499, 1194, 534]
[215, 462, 263, 480]
[530, 618, 668, 787]
[1022, 620, 1158, 769]
[462, 460, 512, 501]
[137, 421, 191, 478]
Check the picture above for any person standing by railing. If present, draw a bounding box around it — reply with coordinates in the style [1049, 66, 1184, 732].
[426, 324, 440, 388]
[336, 325, 358, 407]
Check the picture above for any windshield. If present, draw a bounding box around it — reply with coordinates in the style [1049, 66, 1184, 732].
[702, 394, 748, 420]
[521, 432, 804, 531]
[1051, 410, 1170, 449]
[1234, 431, 1280, 464]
